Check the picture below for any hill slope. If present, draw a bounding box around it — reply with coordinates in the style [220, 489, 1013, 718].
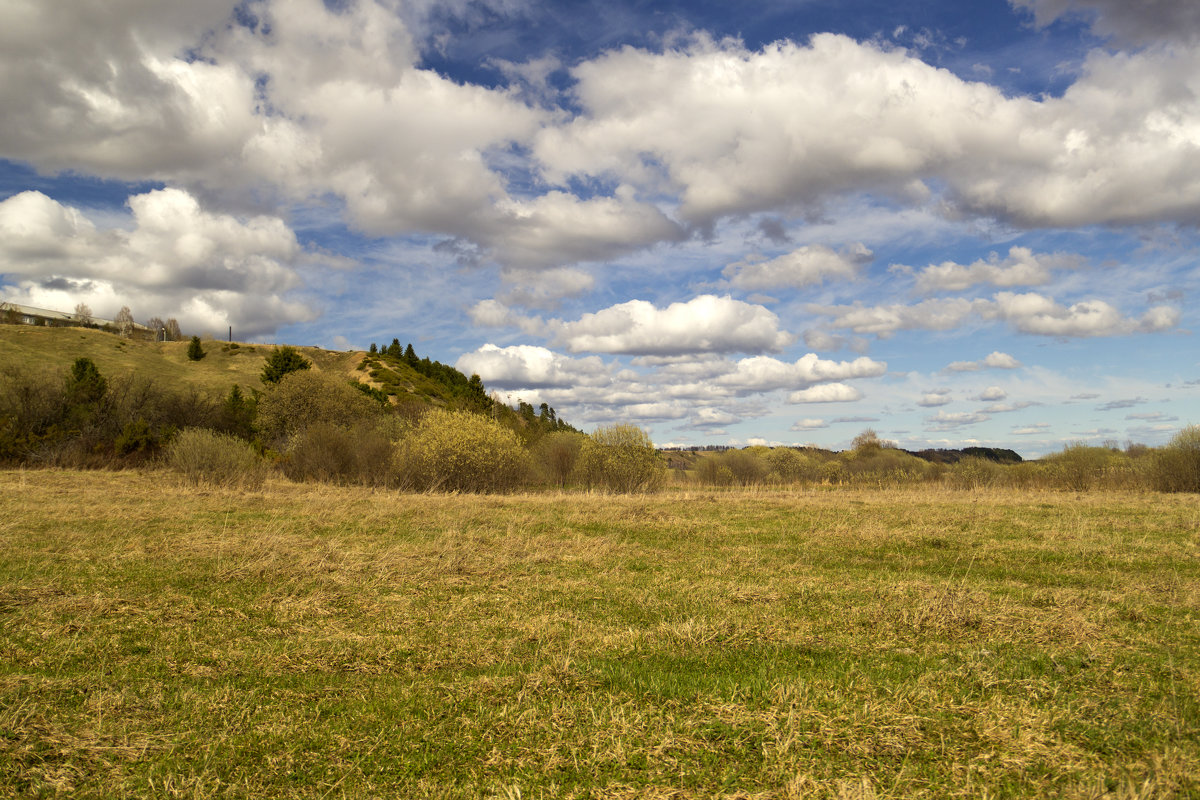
[0, 325, 364, 396]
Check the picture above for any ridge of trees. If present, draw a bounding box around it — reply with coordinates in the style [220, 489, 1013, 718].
[362, 338, 579, 440]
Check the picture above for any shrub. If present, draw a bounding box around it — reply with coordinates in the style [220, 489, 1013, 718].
[578, 424, 664, 493]
[694, 448, 769, 487]
[165, 428, 267, 489]
[1149, 425, 1200, 493]
[1041, 443, 1128, 491]
[723, 449, 770, 485]
[851, 428, 887, 455]
[0, 364, 66, 461]
[821, 460, 847, 485]
[531, 431, 585, 487]
[114, 418, 174, 458]
[946, 456, 1006, 490]
[693, 453, 731, 486]
[395, 409, 529, 493]
[842, 447, 933, 487]
[765, 448, 822, 485]
[281, 422, 396, 486]
[255, 371, 384, 445]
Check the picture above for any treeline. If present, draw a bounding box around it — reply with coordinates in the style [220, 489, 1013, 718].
[358, 339, 578, 439]
[679, 430, 1199, 493]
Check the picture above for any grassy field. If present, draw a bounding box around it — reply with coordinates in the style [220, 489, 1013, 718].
[1, 471, 1197, 798]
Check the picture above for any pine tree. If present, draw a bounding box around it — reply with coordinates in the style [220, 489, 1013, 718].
[187, 335, 206, 361]
[261, 346, 311, 384]
[65, 357, 107, 408]
[220, 384, 257, 439]
[64, 357, 107, 428]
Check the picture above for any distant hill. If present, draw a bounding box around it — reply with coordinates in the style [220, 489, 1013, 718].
[905, 446, 1023, 464]
[0, 324, 577, 438]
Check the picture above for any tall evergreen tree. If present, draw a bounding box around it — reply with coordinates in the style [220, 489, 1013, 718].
[64, 357, 107, 428]
[187, 335, 206, 361]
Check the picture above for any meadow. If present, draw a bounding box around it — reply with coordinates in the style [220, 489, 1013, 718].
[1, 470, 1197, 798]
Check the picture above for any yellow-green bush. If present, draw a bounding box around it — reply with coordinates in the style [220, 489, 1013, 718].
[945, 456, 1007, 490]
[1149, 425, 1200, 492]
[395, 409, 529, 493]
[841, 447, 934, 487]
[765, 447, 823, 484]
[578, 424, 665, 493]
[531, 431, 585, 488]
[255, 370, 384, 444]
[165, 428, 266, 489]
[694, 448, 769, 487]
[1040, 443, 1137, 491]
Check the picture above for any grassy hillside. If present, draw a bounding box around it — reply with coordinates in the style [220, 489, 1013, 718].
[1, 471, 1197, 798]
[0, 325, 369, 396]
[0, 324, 491, 412]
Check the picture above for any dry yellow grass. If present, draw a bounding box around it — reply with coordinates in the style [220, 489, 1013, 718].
[1, 471, 1197, 798]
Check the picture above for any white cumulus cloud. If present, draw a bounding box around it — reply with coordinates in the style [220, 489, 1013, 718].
[549, 295, 793, 356]
[808, 297, 978, 337]
[0, 188, 314, 337]
[714, 353, 887, 394]
[917, 389, 954, 407]
[455, 344, 610, 388]
[944, 351, 1023, 372]
[788, 383, 864, 403]
[724, 242, 871, 291]
[906, 246, 1074, 293]
[982, 292, 1180, 337]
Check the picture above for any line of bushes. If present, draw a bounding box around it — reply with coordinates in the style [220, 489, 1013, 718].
[2, 357, 1196, 494]
[0, 359, 662, 493]
[677, 432, 1200, 493]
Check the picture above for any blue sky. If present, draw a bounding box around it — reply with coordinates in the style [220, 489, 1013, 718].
[0, 0, 1197, 455]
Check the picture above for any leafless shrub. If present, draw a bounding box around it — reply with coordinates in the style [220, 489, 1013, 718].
[1149, 425, 1200, 493]
[165, 428, 266, 489]
[281, 422, 396, 487]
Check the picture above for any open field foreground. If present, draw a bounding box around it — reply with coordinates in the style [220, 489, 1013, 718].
[1, 472, 1197, 799]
